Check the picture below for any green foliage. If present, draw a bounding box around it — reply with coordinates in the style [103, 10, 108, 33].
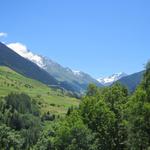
[86, 83, 99, 96]
[102, 83, 128, 149]
[0, 66, 80, 116]
[35, 112, 97, 150]
[0, 93, 41, 149]
[80, 83, 129, 149]
[127, 61, 150, 149]
[5, 93, 33, 114]
[35, 83, 129, 150]
[66, 106, 76, 116]
[1, 61, 150, 149]
[0, 124, 23, 150]
[41, 111, 55, 121]
[80, 95, 115, 149]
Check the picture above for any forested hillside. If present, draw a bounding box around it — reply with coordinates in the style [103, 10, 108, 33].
[0, 62, 150, 149]
[35, 62, 150, 150]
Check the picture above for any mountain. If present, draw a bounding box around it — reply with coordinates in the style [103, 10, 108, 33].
[43, 60, 103, 92]
[43, 58, 103, 92]
[116, 71, 144, 92]
[6, 42, 46, 68]
[0, 42, 89, 93]
[7, 42, 103, 93]
[97, 72, 127, 86]
[0, 42, 61, 88]
[2, 42, 144, 93]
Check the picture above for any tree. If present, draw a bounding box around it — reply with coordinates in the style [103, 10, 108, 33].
[0, 124, 23, 150]
[86, 84, 99, 96]
[102, 83, 129, 149]
[5, 93, 32, 114]
[79, 92, 116, 149]
[0, 93, 41, 149]
[35, 112, 96, 150]
[127, 61, 150, 149]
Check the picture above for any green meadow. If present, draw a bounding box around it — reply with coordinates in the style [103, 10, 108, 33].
[0, 66, 80, 115]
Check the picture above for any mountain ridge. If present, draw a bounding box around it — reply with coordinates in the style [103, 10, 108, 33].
[2, 42, 144, 93]
[97, 72, 127, 86]
[7, 42, 103, 93]
[116, 71, 144, 92]
[0, 42, 78, 93]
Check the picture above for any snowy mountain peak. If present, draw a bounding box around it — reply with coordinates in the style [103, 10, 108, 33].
[97, 72, 127, 86]
[7, 42, 46, 68]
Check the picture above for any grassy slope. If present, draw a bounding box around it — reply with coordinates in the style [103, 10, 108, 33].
[0, 66, 80, 115]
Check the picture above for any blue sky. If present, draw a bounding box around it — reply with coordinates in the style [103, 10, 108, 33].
[0, 0, 150, 78]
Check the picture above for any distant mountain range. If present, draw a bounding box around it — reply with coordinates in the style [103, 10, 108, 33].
[97, 72, 127, 86]
[0, 42, 145, 94]
[4, 42, 102, 93]
[97, 71, 144, 92]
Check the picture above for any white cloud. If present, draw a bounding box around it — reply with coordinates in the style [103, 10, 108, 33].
[0, 32, 7, 37]
[7, 42, 45, 68]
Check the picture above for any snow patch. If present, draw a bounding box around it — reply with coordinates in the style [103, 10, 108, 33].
[7, 42, 45, 68]
[97, 72, 127, 86]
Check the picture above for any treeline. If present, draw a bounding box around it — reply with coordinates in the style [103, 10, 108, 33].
[35, 62, 150, 150]
[0, 62, 150, 149]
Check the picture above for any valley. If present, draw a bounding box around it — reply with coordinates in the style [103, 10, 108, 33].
[0, 1, 149, 149]
[5, 42, 144, 93]
[0, 41, 149, 150]
[0, 66, 80, 116]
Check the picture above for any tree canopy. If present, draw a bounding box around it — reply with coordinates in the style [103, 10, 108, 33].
[0, 61, 150, 149]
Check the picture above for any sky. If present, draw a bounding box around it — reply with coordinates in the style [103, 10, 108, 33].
[0, 0, 150, 78]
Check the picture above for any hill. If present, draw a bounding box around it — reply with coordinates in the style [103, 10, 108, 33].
[0, 66, 80, 115]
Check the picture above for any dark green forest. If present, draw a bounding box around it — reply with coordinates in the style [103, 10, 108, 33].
[0, 62, 150, 150]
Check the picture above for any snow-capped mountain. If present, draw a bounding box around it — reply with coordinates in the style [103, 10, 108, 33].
[7, 42, 102, 92]
[7, 42, 46, 68]
[97, 72, 127, 86]
[4, 42, 144, 93]
[0, 42, 58, 87]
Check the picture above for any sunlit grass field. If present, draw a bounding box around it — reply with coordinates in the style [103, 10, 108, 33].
[0, 66, 80, 115]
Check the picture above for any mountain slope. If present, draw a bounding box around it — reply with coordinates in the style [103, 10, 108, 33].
[116, 71, 144, 92]
[0, 42, 58, 85]
[0, 66, 80, 115]
[43, 57, 103, 92]
[7, 42, 103, 93]
[97, 72, 127, 86]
